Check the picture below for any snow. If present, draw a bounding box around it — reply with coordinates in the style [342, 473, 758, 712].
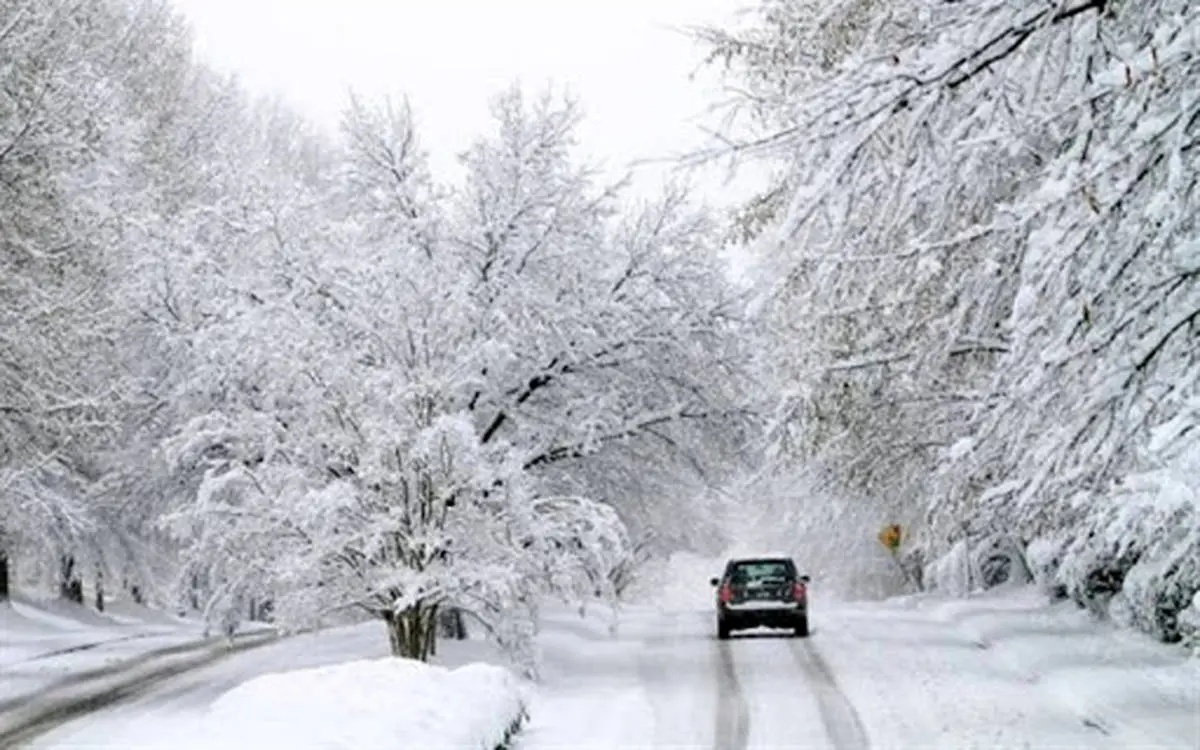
[926, 540, 971, 596]
[946, 437, 973, 462]
[1, 596, 193, 652]
[516, 583, 1197, 749]
[517, 606, 659, 749]
[622, 551, 727, 610]
[17, 582, 1198, 750]
[1181, 591, 1200, 651]
[0, 595, 209, 706]
[0, 597, 202, 657]
[22, 621, 524, 750]
[186, 658, 525, 750]
[816, 588, 1199, 749]
[1024, 534, 1067, 591]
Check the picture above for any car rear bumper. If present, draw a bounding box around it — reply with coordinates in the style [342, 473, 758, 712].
[719, 602, 806, 630]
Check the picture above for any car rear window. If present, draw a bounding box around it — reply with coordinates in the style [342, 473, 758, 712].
[729, 560, 795, 582]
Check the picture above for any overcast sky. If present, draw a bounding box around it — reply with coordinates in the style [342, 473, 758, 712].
[170, 0, 760, 201]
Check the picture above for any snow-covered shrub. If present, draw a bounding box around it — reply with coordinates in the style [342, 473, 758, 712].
[927, 541, 972, 597]
[925, 535, 1032, 596]
[1058, 524, 1144, 618]
[1110, 529, 1197, 643]
[972, 535, 1032, 590]
[1024, 535, 1069, 599]
[1051, 453, 1199, 640]
[1178, 592, 1200, 653]
[1092, 449, 1200, 643]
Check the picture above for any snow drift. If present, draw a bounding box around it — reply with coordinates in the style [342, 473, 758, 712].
[190, 657, 527, 750]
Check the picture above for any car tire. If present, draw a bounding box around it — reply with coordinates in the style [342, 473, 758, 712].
[794, 615, 809, 638]
[717, 621, 731, 640]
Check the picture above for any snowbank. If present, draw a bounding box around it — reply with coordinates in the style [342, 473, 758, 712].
[191, 657, 527, 750]
[820, 586, 1200, 748]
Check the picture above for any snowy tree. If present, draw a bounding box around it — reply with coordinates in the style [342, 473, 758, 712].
[4, 0, 342, 610]
[0, 0, 165, 599]
[0, 0, 750, 664]
[161, 87, 749, 668]
[454, 86, 751, 511]
[695, 0, 1027, 584]
[701, 0, 1199, 633]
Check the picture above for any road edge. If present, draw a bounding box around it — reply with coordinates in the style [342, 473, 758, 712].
[0, 631, 279, 748]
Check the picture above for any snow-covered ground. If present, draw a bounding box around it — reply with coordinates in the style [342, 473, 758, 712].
[19, 618, 525, 750]
[14, 561, 1199, 750]
[0, 595, 211, 708]
[820, 590, 1198, 749]
[1, 595, 202, 663]
[519, 554, 1197, 749]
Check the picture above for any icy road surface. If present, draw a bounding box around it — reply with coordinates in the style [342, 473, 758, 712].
[22, 588, 1199, 749]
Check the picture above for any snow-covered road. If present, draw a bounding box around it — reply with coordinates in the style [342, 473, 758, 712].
[522, 589, 1198, 749]
[20, 587, 1199, 749]
[595, 608, 868, 750]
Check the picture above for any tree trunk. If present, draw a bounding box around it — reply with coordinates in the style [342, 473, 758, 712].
[94, 567, 105, 612]
[0, 543, 9, 602]
[438, 606, 467, 640]
[383, 604, 438, 661]
[247, 597, 274, 622]
[59, 555, 83, 604]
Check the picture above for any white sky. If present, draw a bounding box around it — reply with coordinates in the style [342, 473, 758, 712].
[170, 0, 762, 202]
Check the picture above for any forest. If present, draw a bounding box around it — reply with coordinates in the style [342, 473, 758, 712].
[2, 0, 1196, 669]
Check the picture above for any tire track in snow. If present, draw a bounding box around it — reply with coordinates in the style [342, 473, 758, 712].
[714, 641, 750, 750]
[0, 632, 278, 749]
[636, 610, 717, 748]
[4, 633, 157, 667]
[790, 639, 871, 750]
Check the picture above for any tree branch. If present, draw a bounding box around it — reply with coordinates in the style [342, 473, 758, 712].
[522, 407, 708, 470]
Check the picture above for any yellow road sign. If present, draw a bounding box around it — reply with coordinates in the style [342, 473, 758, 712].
[878, 524, 902, 553]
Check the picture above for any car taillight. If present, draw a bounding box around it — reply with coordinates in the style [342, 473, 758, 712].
[792, 582, 807, 602]
[718, 583, 733, 604]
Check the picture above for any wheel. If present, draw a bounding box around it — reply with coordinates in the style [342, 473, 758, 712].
[717, 620, 731, 640]
[793, 615, 809, 638]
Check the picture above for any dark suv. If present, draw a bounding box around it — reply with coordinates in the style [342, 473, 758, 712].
[710, 557, 810, 639]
